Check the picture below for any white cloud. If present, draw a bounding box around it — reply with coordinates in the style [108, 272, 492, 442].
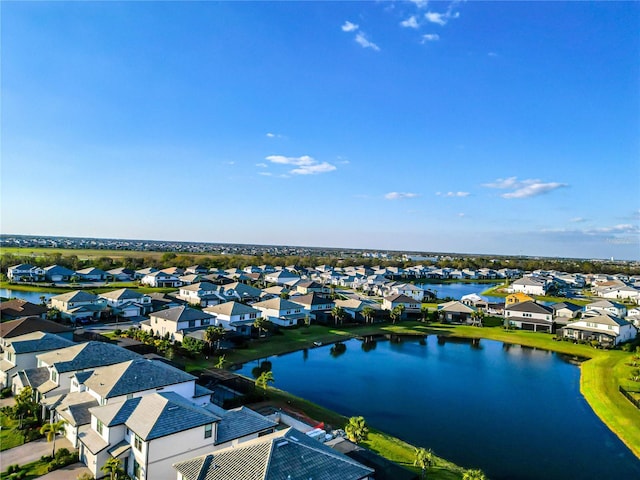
[458, 212, 465, 217]
[258, 172, 273, 177]
[570, 217, 587, 223]
[401, 15, 420, 28]
[265, 155, 336, 175]
[436, 191, 469, 197]
[421, 34, 440, 42]
[266, 155, 315, 166]
[256, 163, 268, 168]
[385, 192, 420, 200]
[290, 162, 337, 175]
[483, 177, 568, 199]
[355, 32, 380, 51]
[266, 132, 285, 139]
[425, 11, 447, 25]
[342, 21, 359, 32]
[409, 0, 430, 8]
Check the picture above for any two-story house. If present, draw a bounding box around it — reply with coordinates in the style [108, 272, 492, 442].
[504, 301, 555, 332]
[43, 264, 77, 283]
[382, 294, 421, 316]
[7, 264, 45, 282]
[141, 306, 212, 341]
[585, 300, 628, 319]
[99, 289, 152, 317]
[177, 282, 223, 307]
[203, 301, 259, 336]
[559, 314, 637, 346]
[50, 290, 107, 323]
[250, 298, 307, 327]
[141, 271, 182, 288]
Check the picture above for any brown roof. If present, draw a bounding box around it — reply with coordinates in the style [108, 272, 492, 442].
[0, 299, 47, 319]
[0, 317, 73, 339]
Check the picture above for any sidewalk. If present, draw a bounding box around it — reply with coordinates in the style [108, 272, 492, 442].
[37, 462, 92, 479]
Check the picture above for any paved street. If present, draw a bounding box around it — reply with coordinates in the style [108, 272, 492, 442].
[0, 436, 74, 467]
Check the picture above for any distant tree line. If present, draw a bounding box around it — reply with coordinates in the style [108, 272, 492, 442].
[0, 250, 638, 276]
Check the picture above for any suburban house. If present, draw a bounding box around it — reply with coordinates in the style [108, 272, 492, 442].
[44, 264, 77, 283]
[250, 298, 307, 327]
[80, 392, 277, 480]
[510, 277, 548, 296]
[7, 263, 45, 282]
[178, 274, 204, 286]
[76, 267, 108, 282]
[98, 289, 152, 317]
[438, 301, 477, 324]
[0, 299, 47, 320]
[141, 271, 182, 288]
[1, 332, 75, 389]
[0, 317, 74, 349]
[177, 282, 223, 307]
[289, 293, 334, 313]
[293, 281, 330, 295]
[203, 301, 259, 336]
[16, 341, 141, 401]
[141, 306, 212, 341]
[585, 300, 628, 318]
[264, 269, 300, 286]
[148, 292, 187, 312]
[504, 301, 555, 332]
[134, 267, 158, 280]
[333, 298, 382, 323]
[107, 268, 136, 282]
[551, 302, 583, 322]
[221, 282, 263, 303]
[50, 290, 107, 322]
[173, 427, 375, 480]
[559, 314, 637, 346]
[388, 283, 425, 302]
[505, 292, 534, 306]
[382, 294, 421, 316]
[186, 265, 210, 275]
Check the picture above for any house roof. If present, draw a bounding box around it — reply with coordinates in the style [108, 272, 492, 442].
[92, 392, 220, 441]
[505, 301, 553, 314]
[17, 366, 51, 390]
[76, 267, 107, 275]
[438, 301, 476, 314]
[7, 331, 75, 354]
[56, 391, 99, 427]
[37, 341, 140, 373]
[180, 282, 219, 292]
[587, 300, 626, 310]
[513, 277, 546, 286]
[225, 282, 263, 298]
[204, 301, 260, 317]
[9, 263, 37, 270]
[252, 297, 302, 311]
[383, 294, 418, 304]
[574, 313, 630, 327]
[0, 317, 73, 339]
[149, 305, 211, 323]
[173, 427, 374, 480]
[215, 406, 277, 445]
[289, 293, 334, 308]
[50, 290, 98, 303]
[551, 302, 582, 313]
[0, 300, 48, 319]
[98, 288, 145, 301]
[81, 358, 196, 399]
[43, 265, 76, 275]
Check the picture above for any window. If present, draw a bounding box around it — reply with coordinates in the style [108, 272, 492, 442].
[51, 370, 58, 382]
[188, 320, 196, 328]
[134, 434, 143, 451]
[204, 423, 213, 439]
[96, 419, 103, 435]
[202, 318, 210, 325]
[133, 459, 141, 480]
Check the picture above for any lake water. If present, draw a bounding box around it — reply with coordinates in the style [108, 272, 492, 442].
[417, 281, 503, 301]
[0, 288, 55, 304]
[235, 336, 640, 480]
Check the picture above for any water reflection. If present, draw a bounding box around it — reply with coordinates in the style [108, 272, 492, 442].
[330, 342, 347, 358]
[361, 336, 377, 352]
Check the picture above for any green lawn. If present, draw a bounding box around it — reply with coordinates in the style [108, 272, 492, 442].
[0, 412, 24, 451]
[0, 281, 177, 295]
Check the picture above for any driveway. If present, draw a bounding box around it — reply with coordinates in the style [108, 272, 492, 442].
[0, 436, 74, 467]
[37, 462, 92, 479]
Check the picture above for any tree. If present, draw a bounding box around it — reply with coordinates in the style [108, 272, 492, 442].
[40, 419, 66, 457]
[470, 310, 485, 327]
[204, 325, 225, 353]
[255, 371, 275, 394]
[414, 447, 434, 479]
[253, 317, 269, 338]
[13, 386, 40, 427]
[462, 469, 487, 480]
[362, 306, 375, 324]
[345, 416, 369, 444]
[420, 305, 430, 323]
[390, 304, 405, 324]
[331, 305, 346, 326]
[181, 336, 205, 357]
[101, 457, 124, 480]
[214, 354, 226, 369]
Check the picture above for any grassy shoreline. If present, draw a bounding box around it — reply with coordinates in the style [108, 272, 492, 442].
[201, 321, 640, 461]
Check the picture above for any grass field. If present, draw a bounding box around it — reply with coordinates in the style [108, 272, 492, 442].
[0, 281, 178, 295]
[0, 412, 24, 451]
[0, 246, 177, 261]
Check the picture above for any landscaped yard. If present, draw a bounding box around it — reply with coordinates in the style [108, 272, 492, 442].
[1, 412, 25, 451]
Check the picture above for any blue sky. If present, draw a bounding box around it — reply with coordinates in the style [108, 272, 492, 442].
[2, 1, 639, 260]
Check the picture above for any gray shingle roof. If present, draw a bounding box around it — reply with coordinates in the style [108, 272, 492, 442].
[82, 358, 196, 398]
[173, 427, 374, 480]
[0, 317, 73, 338]
[204, 301, 260, 317]
[215, 406, 277, 445]
[8, 332, 75, 354]
[251, 297, 302, 311]
[149, 305, 211, 323]
[98, 288, 145, 301]
[19, 366, 51, 390]
[50, 290, 98, 303]
[37, 341, 140, 373]
[57, 391, 99, 426]
[506, 301, 553, 314]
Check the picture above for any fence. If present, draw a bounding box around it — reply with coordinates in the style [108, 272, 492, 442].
[619, 385, 640, 410]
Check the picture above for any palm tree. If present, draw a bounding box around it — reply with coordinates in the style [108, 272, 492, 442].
[204, 325, 225, 353]
[462, 469, 487, 480]
[331, 306, 346, 326]
[255, 370, 275, 395]
[214, 354, 226, 369]
[345, 416, 369, 444]
[420, 304, 430, 323]
[40, 419, 66, 457]
[253, 317, 269, 338]
[362, 306, 375, 324]
[414, 447, 434, 479]
[101, 457, 123, 480]
[390, 304, 405, 324]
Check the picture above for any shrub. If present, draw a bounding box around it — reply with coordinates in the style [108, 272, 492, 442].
[114, 329, 122, 336]
[0, 387, 12, 398]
